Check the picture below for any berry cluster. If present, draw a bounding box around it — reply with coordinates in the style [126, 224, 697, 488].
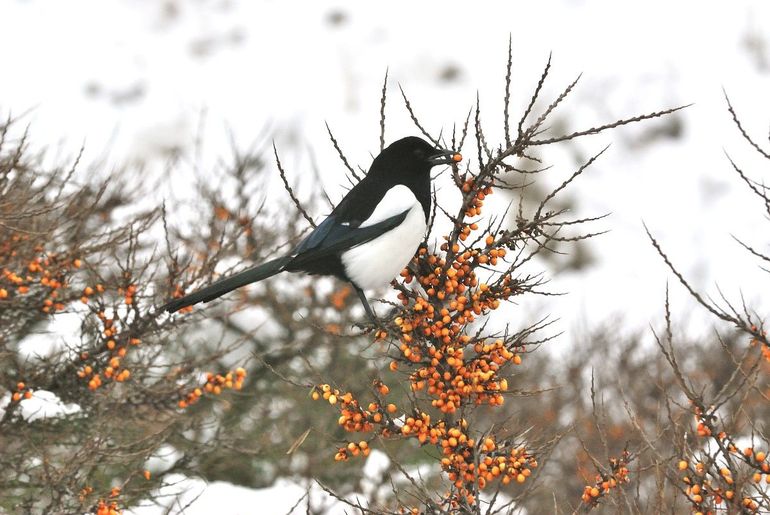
[9, 381, 33, 402]
[678, 459, 740, 512]
[461, 179, 491, 217]
[311, 382, 537, 504]
[177, 368, 247, 409]
[93, 501, 121, 515]
[79, 283, 105, 304]
[77, 311, 141, 390]
[680, 399, 770, 512]
[677, 446, 769, 513]
[311, 383, 389, 437]
[580, 450, 632, 507]
[80, 485, 123, 515]
[440, 431, 537, 503]
[0, 245, 81, 312]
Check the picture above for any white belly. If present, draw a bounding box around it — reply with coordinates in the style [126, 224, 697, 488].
[341, 186, 426, 290]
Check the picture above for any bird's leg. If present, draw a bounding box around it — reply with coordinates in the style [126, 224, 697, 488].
[353, 285, 378, 325]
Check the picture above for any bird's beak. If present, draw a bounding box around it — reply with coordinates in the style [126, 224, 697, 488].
[428, 148, 463, 166]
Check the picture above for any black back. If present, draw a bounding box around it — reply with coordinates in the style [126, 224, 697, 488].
[286, 136, 438, 280]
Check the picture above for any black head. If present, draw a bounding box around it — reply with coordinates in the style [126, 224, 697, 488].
[367, 136, 462, 184]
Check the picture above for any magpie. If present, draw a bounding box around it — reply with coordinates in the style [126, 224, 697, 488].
[161, 136, 462, 320]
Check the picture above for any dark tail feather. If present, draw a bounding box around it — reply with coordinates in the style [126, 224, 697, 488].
[161, 256, 291, 313]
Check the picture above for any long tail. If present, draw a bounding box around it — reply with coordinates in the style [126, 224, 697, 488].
[161, 256, 292, 313]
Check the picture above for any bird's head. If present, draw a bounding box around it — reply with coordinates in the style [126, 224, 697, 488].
[369, 137, 462, 183]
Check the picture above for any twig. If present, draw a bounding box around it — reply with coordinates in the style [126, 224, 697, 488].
[273, 142, 316, 228]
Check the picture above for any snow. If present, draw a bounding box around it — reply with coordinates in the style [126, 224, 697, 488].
[361, 449, 390, 498]
[3, 0, 770, 511]
[16, 309, 85, 361]
[127, 475, 349, 514]
[144, 445, 184, 475]
[20, 390, 81, 421]
[0, 389, 82, 422]
[128, 451, 518, 514]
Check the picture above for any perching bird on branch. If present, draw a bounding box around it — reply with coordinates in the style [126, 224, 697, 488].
[162, 136, 462, 321]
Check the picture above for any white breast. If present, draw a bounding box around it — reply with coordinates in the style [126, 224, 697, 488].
[341, 185, 426, 290]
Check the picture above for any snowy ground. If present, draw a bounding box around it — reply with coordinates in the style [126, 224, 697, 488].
[3, 0, 770, 511]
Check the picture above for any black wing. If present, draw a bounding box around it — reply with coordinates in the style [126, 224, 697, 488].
[289, 209, 409, 266]
[162, 211, 409, 312]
